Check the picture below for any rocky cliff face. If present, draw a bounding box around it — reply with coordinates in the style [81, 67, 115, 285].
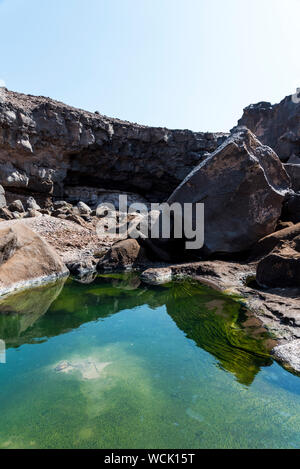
[237, 94, 300, 162]
[0, 89, 227, 206]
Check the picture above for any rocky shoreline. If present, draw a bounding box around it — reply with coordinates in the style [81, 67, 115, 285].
[0, 88, 300, 373]
[140, 261, 300, 373]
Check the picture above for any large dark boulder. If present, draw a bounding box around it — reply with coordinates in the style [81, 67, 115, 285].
[163, 127, 290, 258]
[256, 248, 300, 288]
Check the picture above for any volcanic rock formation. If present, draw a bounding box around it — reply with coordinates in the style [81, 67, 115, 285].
[237, 94, 300, 162]
[0, 89, 227, 206]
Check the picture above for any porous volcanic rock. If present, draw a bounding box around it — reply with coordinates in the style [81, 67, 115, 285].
[150, 127, 290, 259]
[237, 94, 300, 161]
[0, 89, 227, 205]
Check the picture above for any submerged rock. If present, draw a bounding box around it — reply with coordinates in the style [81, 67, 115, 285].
[55, 361, 72, 372]
[53, 200, 72, 210]
[55, 358, 111, 380]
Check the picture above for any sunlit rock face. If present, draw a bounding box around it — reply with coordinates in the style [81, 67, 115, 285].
[0, 221, 69, 295]
[0, 89, 228, 205]
[237, 94, 300, 162]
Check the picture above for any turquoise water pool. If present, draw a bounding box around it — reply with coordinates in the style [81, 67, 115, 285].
[0, 273, 299, 449]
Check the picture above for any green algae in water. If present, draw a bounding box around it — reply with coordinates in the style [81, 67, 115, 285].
[0, 273, 300, 449]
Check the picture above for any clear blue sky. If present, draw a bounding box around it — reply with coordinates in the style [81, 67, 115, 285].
[0, 0, 299, 131]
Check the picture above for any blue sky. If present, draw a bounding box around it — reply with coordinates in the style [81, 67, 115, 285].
[0, 0, 299, 131]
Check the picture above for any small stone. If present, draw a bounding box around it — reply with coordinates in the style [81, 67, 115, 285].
[52, 208, 68, 217]
[53, 200, 73, 210]
[66, 214, 86, 227]
[25, 209, 42, 218]
[26, 197, 41, 211]
[0, 207, 13, 220]
[54, 358, 111, 380]
[39, 209, 51, 216]
[276, 220, 294, 231]
[8, 200, 25, 213]
[55, 361, 72, 372]
[77, 201, 92, 215]
[12, 212, 22, 219]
